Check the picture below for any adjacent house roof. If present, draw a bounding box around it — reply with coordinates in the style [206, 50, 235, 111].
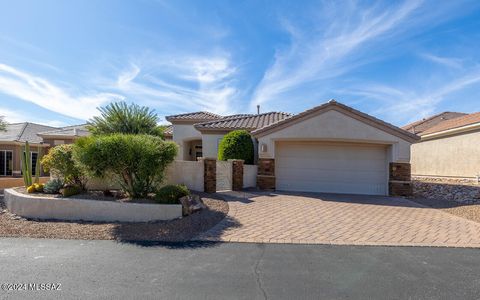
[420, 111, 480, 136]
[402, 112, 467, 135]
[37, 124, 89, 138]
[194, 112, 292, 132]
[252, 100, 420, 142]
[163, 125, 173, 137]
[0, 122, 58, 144]
[165, 111, 223, 122]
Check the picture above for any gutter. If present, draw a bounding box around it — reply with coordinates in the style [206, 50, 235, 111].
[420, 123, 480, 140]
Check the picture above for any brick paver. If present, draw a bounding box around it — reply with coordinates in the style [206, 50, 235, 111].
[196, 191, 480, 247]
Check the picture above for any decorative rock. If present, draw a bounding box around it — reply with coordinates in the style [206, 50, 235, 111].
[413, 177, 480, 204]
[179, 194, 206, 216]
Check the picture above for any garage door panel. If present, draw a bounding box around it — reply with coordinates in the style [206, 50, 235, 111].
[275, 142, 388, 195]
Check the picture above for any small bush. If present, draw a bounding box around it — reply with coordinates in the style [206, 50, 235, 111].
[74, 134, 177, 198]
[27, 185, 36, 193]
[41, 144, 87, 189]
[155, 184, 190, 204]
[43, 179, 64, 194]
[218, 130, 254, 164]
[61, 185, 82, 197]
[33, 183, 44, 192]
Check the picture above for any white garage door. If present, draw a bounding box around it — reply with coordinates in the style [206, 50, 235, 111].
[276, 142, 388, 195]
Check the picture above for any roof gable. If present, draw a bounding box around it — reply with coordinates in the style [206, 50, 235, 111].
[252, 100, 420, 143]
[0, 122, 58, 143]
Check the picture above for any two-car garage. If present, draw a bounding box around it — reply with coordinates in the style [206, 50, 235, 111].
[275, 141, 388, 195]
[252, 101, 419, 196]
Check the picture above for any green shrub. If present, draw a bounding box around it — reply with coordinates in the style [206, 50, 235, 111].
[218, 130, 254, 164]
[74, 134, 177, 198]
[43, 178, 64, 194]
[61, 185, 82, 197]
[155, 184, 190, 204]
[41, 144, 87, 190]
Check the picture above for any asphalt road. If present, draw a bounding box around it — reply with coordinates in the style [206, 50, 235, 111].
[1, 238, 480, 299]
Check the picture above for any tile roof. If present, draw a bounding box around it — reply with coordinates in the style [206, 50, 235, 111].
[420, 111, 480, 135]
[163, 125, 173, 136]
[252, 100, 420, 142]
[0, 122, 58, 143]
[165, 111, 223, 122]
[402, 112, 467, 135]
[38, 124, 89, 137]
[194, 112, 292, 131]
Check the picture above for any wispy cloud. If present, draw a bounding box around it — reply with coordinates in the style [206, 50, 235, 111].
[0, 106, 68, 126]
[251, 0, 425, 107]
[108, 54, 239, 116]
[420, 53, 463, 69]
[341, 68, 480, 124]
[0, 63, 123, 120]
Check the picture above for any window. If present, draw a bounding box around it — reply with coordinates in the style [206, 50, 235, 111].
[0, 150, 13, 176]
[21, 151, 39, 176]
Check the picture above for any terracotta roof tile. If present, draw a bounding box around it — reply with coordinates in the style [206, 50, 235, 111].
[165, 111, 222, 122]
[194, 112, 292, 131]
[163, 125, 173, 136]
[402, 112, 467, 135]
[0, 122, 58, 143]
[420, 111, 480, 135]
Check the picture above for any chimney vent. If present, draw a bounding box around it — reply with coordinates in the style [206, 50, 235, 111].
[257, 105, 260, 115]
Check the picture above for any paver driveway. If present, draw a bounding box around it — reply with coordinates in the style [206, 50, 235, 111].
[196, 191, 480, 247]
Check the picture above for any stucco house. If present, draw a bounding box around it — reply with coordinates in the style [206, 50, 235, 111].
[404, 111, 480, 181]
[166, 100, 419, 196]
[0, 123, 88, 177]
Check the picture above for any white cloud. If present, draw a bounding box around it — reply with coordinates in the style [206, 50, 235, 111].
[0, 106, 68, 126]
[0, 63, 123, 120]
[420, 53, 463, 69]
[110, 55, 239, 115]
[251, 0, 425, 108]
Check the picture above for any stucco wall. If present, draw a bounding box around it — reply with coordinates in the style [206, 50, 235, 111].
[411, 130, 480, 178]
[256, 110, 411, 163]
[202, 133, 225, 158]
[172, 124, 202, 160]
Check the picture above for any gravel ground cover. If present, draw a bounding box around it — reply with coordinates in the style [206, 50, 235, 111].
[409, 197, 480, 224]
[0, 191, 228, 242]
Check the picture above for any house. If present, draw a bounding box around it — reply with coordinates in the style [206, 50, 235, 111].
[0, 123, 88, 177]
[165, 111, 292, 161]
[166, 100, 419, 196]
[404, 111, 480, 181]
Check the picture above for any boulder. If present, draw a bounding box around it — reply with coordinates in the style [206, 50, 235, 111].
[179, 194, 206, 216]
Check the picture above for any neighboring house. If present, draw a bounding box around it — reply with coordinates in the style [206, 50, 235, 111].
[0, 123, 87, 177]
[166, 100, 418, 196]
[404, 111, 480, 180]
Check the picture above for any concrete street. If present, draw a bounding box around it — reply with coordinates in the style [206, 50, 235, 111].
[1, 238, 480, 299]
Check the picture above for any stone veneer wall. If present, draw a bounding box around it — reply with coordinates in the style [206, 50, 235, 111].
[203, 158, 216, 193]
[389, 162, 412, 197]
[413, 176, 480, 204]
[231, 160, 244, 191]
[257, 158, 275, 190]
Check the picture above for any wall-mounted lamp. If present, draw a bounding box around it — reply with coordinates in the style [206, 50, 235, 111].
[260, 143, 267, 152]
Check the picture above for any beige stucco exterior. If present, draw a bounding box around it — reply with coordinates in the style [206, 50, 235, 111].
[202, 133, 226, 158]
[172, 124, 203, 160]
[411, 130, 480, 179]
[256, 109, 412, 163]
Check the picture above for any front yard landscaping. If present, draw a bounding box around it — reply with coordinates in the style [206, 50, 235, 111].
[0, 191, 228, 241]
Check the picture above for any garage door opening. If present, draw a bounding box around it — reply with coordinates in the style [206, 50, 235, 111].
[275, 141, 388, 195]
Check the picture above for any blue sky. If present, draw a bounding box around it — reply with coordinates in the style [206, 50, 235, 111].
[0, 0, 479, 127]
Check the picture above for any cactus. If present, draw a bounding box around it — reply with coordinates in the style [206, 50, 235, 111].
[21, 141, 33, 187]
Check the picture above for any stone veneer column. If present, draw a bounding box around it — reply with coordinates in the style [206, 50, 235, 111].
[257, 158, 275, 190]
[203, 158, 216, 193]
[230, 159, 244, 191]
[389, 162, 412, 197]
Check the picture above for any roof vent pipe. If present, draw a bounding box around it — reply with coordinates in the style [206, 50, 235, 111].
[257, 105, 260, 115]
